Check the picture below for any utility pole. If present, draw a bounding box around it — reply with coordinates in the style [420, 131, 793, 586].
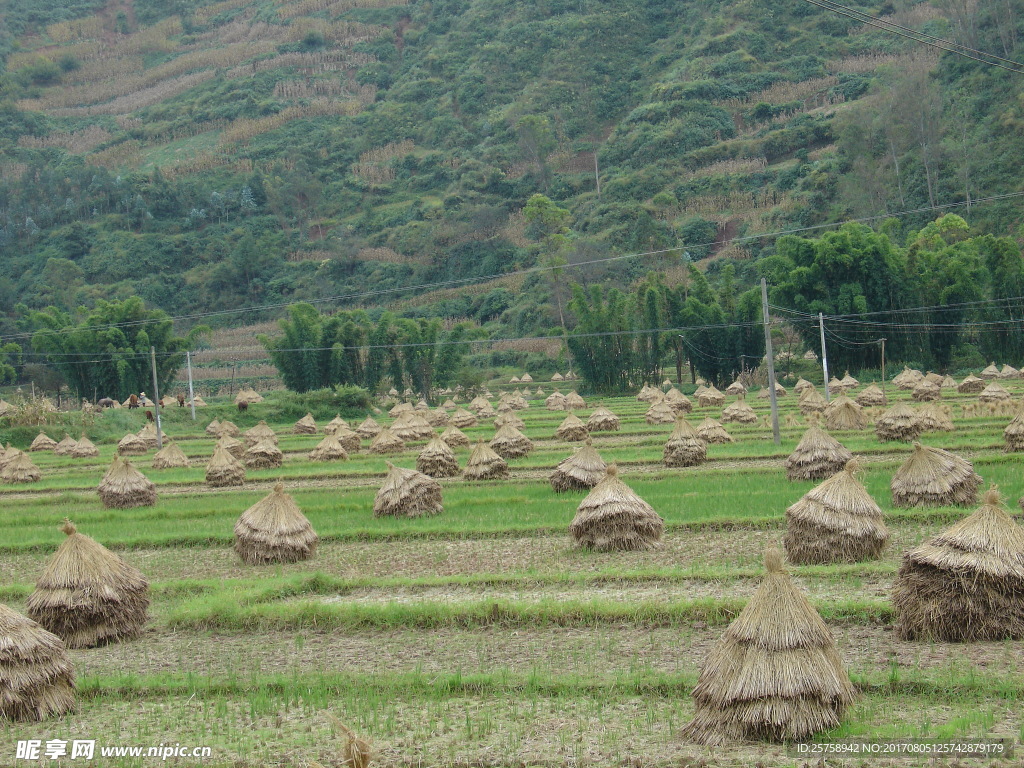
[186, 350, 196, 421]
[819, 312, 830, 403]
[150, 346, 163, 450]
[230, 363, 236, 397]
[761, 279, 780, 445]
[879, 338, 887, 392]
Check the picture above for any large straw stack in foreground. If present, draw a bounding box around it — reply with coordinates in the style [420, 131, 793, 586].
[152, 441, 190, 469]
[569, 466, 663, 551]
[550, 439, 607, 492]
[234, 484, 318, 565]
[663, 416, 707, 468]
[785, 427, 852, 481]
[1, 452, 41, 484]
[892, 488, 1024, 641]
[891, 442, 980, 507]
[26, 520, 149, 648]
[1004, 411, 1024, 451]
[785, 460, 889, 564]
[309, 434, 348, 461]
[417, 436, 460, 478]
[97, 456, 156, 508]
[681, 547, 855, 744]
[373, 462, 443, 517]
[464, 440, 508, 480]
[70, 433, 98, 458]
[0, 604, 76, 721]
[696, 417, 733, 444]
[875, 402, 922, 442]
[206, 444, 245, 487]
[490, 425, 533, 458]
[824, 396, 866, 431]
[244, 437, 283, 469]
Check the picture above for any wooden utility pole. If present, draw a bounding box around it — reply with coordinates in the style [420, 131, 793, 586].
[150, 346, 163, 450]
[186, 350, 196, 421]
[819, 312, 830, 402]
[880, 338, 887, 391]
[761, 279, 780, 445]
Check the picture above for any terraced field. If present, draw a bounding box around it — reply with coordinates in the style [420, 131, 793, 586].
[2, 381, 1023, 766]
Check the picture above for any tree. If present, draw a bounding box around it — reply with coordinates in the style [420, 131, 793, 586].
[0, 342, 21, 384]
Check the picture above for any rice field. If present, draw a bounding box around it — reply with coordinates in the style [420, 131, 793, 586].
[2, 379, 1024, 766]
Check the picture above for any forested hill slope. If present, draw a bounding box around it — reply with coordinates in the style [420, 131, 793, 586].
[1, 0, 1022, 336]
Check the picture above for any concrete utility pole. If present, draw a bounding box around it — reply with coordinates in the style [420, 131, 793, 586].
[186, 350, 196, 421]
[150, 346, 163, 450]
[819, 312, 830, 403]
[761, 279, 780, 445]
[879, 338, 887, 392]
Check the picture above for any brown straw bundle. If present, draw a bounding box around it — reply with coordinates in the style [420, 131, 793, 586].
[564, 391, 586, 410]
[587, 406, 620, 432]
[449, 408, 478, 428]
[911, 378, 941, 402]
[890, 442, 981, 507]
[644, 400, 677, 425]
[29, 432, 57, 452]
[663, 416, 707, 468]
[217, 420, 240, 438]
[490, 424, 533, 459]
[569, 465, 664, 551]
[97, 456, 156, 508]
[324, 415, 348, 434]
[293, 412, 318, 435]
[1, 451, 41, 484]
[234, 483, 318, 565]
[824, 396, 866, 431]
[244, 436, 284, 469]
[416, 436, 460, 478]
[550, 439, 607, 492]
[117, 433, 148, 456]
[785, 427, 852, 481]
[721, 397, 757, 425]
[0, 603, 76, 721]
[217, 434, 245, 459]
[205, 444, 245, 487]
[152, 441, 190, 469]
[979, 381, 1012, 402]
[204, 418, 221, 436]
[373, 462, 443, 517]
[463, 440, 509, 480]
[355, 416, 382, 439]
[1004, 410, 1024, 452]
[494, 412, 525, 430]
[244, 421, 277, 447]
[917, 401, 954, 432]
[874, 402, 923, 442]
[555, 412, 589, 441]
[546, 391, 566, 411]
[53, 434, 78, 456]
[440, 425, 470, 448]
[368, 426, 405, 455]
[958, 374, 985, 393]
[664, 387, 693, 413]
[798, 387, 827, 415]
[696, 417, 733, 444]
[697, 385, 725, 408]
[309, 434, 348, 462]
[854, 383, 887, 407]
[69, 433, 99, 458]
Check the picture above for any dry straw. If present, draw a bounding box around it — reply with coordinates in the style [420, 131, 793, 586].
[217, 420, 241, 438]
[725, 379, 747, 396]
[840, 371, 859, 389]
[324, 414, 348, 434]
[893, 366, 924, 389]
[368, 426, 405, 455]
[293, 412, 318, 434]
[798, 387, 827, 414]
[854, 383, 886, 407]
[391, 412, 434, 441]
[29, 432, 57, 452]
[587, 406, 620, 432]
[245, 421, 277, 446]
[892, 487, 1024, 641]
[417, 436, 460, 478]
[546, 391, 566, 411]
[426, 407, 450, 427]
[205, 418, 221, 436]
[234, 483, 318, 565]
[464, 440, 509, 480]
[550, 439, 607, 492]
[136, 422, 160, 449]
[911, 378, 941, 402]
[355, 416, 382, 438]
[564, 391, 586, 410]
[309, 434, 348, 461]
[794, 377, 814, 393]
[958, 374, 985, 393]
[636, 384, 660, 402]
[785, 459, 889, 564]
[494, 412, 525, 430]
[644, 400, 677, 425]
[70, 433, 98, 458]
[697, 385, 725, 408]
[0, 603, 76, 721]
[681, 547, 855, 744]
[827, 376, 846, 394]
[665, 388, 693, 413]
[117, 433, 148, 456]
[980, 362, 1001, 380]
[663, 416, 707, 467]
[26, 520, 149, 648]
[917, 402, 954, 432]
[785, 427, 852, 481]
[98, 456, 155, 508]
[696, 417, 733, 444]
[979, 381, 1012, 402]
[53, 435, 78, 456]
[555, 412, 589, 441]
[1004, 410, 1024, 451]
[244, 436, 284, 469]
[217, 434, 245, 459]
[235, 387, 263, 404]
[373, 462, 443, 517]
[189, 395, 207, 407]
[331, 425, 361, 452]
[1, 451, 41, 484]
[874, 402, 922, 442]
[152, 441, 189, 469]
[440, 425, 470, 448]
[823, 396, 866, 430]
[206, 444, 245, 487]
[450, 408, 478, 428]
[490, 424, 533, 459]
[891, 442, 980, 507]
[1001, 363, 1020, 379]
[722, 397, 757, 424]
[569, 465, 664, 551]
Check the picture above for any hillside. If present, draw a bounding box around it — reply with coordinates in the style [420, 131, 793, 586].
[1, 0, 1023, 340]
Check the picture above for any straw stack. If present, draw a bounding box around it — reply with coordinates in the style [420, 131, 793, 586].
[725, 379, 747, 396]
[917, 402, 954, 432]
[696, 417, 733, 443]
[205, 444, 245, 487]
[70, 433, 98, 458]
[0, 444, 22, 470]
[309, 434, 348, 461]
[490, 425, 533, 459]
[941, 375, 958, 389]
[794, 378, 813, 394]
[464, 440, 509, 480]
[893, 366, 924, 389]
[152, 441, 190, 469]
[587, 406, 620, 432]
[721, 397, 757, 425]
[97, 456, 155, 508]
[645, 400, 677, 425]
[840, 371, 859, 389]
[324, 415, 348, 435]
[854, 383, 886, 407]
[757, 382, 787, 399]
[0, 604, 76, 721]
[697, 385, 725, 408]
[891, 443, 981, 507]
[562, 391, 584, 410]
[1004, 411, 1024, 451]
[373, 462, 443, 517]
[389, 402, 412, 418]
[1001, 364, 1020, 379]
[979, 381, 1012, 403]
[663, 416, 707, 467]
[245, 437, 283, 469]
[569, 466, 664, 551]
[637, 385, 660, 402]
[911, 378, 941, 402]
[189, 396, 207, 407]
[958, 374, 985, 394]
[235, 387, 263, 404]
[53, 435, 78, 456]
[29, 432, 57, 452]
[450, 408, 477, 428]
[245, 421, 277, 447]
[555, 413, 589, 441]
[117, 433, 146, 456]
[331, 425, 361, 453]
[546, 391, 566, 411]
[785, 460, 889, 564]
[440, 425, 470, 448]
[293, 413, 317, 435]
[217, 434, 245, 459]
[785, 427, 852, 481]
[368, 427, 405, 455]
[874, 402, 922, 442]
[824, 396, 866, 430]
[355, 416, 382, 438]
[681, 547, 854, 744]
[391, 412, 434, 441]
[417, 436, 460, 478]
[494, 411, 525, 430]
[137, 423, 162, 449]
[205, 419, 221, 436]
[26, 520, 149, 648]
[426, 407, 449, 427]
[233, 484, 318, 565]
[217, 420, 240, 438]
[827, 376, 845, 394]
[550, 439, 607, 492]
[893, 488, 1024, 641]
[798, 388, 827, 415]
[1, 452, 41, 484]
[665, 388, 693, 413]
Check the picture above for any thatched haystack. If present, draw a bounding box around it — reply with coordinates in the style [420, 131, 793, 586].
[450, 408, 477, 428]
[330, 426, 360, 453]
[923, 371, 943, 385]
[917, 402, 954, 432]
[509, 375, 520, 384]
[205, 419, 221, 436]
[152, 441, 189, 469]
[696, 417, 733, 444]
[980, 362, 1001, 379]
[725, 379, 747, 396]
[417, 436, 460, 478]
[97, 456, 155, 508]
[521, 373, 534, 383]
[1, 452, 41, 484]
[0, 603, 76, 721]
[373, 462, 443, 517]
[53, 435, 78, 456]
[468, 395, 491, 414]
[324, 415, 348, 434]
[29, 432, 57, 452]
[785, 427, 852, 481]
[665, 387, 693, 413]
[824, 396, 866, 431]
[564, 391, 586, 410]
[663, 416, 707, 468]
[244, 437, 283, 469]
[136, 422, 164, 450]
[440, 425, 470, 448]
[756, 381, 787, 400]
[1005, 411, 1024, 451]
[368, 427, 405, 455]
[464, 440, 509, 480]
[785, 460, 889, 564]
[550, 439, 607, 492]
[681, 547, 855, 744]
[893, 366, 924, 389]
[0, 444, 22, 470]
[389, 402, 413, 418]
[234, 387, 263, 404]
[490, 424, 533, 459]
[555, 412, 589, 441]
[69, 434, 99, 458]
[217, 420, 240, 438]
[958, 374, 985, 393]
[827, 376, 846, 395]
[794, 377, 813, 394]
[569, 465, 664, 551]
[637, 384, 660, 402]
[233, 484, 318, 565]
[356, 416, 382, 439]
[891, 442, 981, 507]
[840, 371, 859, 389]
[798, 388, 827, 415]
[26, 520, 149, 648]
[892, 488, 1024, 641]
[546, 391, 566, 411]
[722, 397, 757, 425]
[205, 444, 245, 487]
[855, 383, 886, 407]
[293, 413, 318, 435]
[1001, 364, 1020, 379]
[551, 372, 564, 382]
[189, 395, 207, 407]
[494, 412, 525, 429]
[391, 412, 434, 441]
[979, 381, 1012, 403]
[697, 385, 725, 408]
[875, 402, 923, 442]
[645, 400, 677, 425]
[309, 434, 348, 461]
[911, 378, 941, 402]
[245, 421, 277, 446]
[217, 434, 245, 459]
[941, 375, 958, 389]
[587, 406, 620, 432]
[426, 407, 449, 427]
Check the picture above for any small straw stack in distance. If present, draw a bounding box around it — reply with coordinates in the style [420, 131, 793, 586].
[785, 427, 852, 481]
[550, 439, 607, 492]
[373, 462, 443, 517]
[890, 442, 981, 507]
[234, 483, 318, 565]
